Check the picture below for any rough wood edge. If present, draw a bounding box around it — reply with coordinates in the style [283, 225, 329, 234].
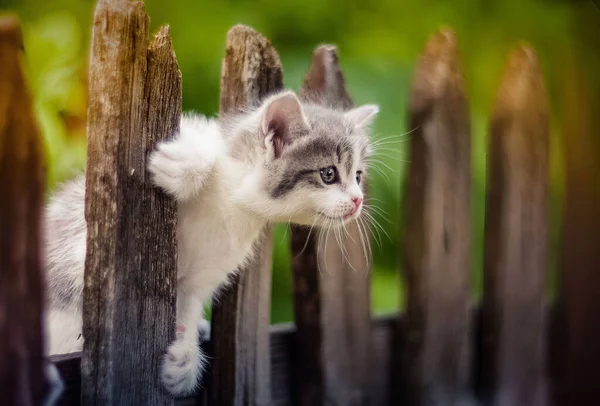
[82, 0, 180, 403]
[298, 44, 353, 109]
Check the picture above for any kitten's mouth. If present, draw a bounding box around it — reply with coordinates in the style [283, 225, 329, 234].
[316, 208, 360, 222]
[316, 211, 341, 221]
[344, 206, 360, 220]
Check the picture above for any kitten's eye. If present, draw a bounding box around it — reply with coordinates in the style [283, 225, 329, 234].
[356, 171, 363, 185]
[319, 166, 338, 184]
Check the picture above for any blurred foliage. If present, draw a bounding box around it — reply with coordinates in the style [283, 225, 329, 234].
[17, 11, 88, 187]
[2, 0, 596, 323]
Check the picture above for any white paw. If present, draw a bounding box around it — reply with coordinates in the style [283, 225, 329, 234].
[148, 114, 223, 201]
[161, 338, 206, 397]
[148, 142, 214, 201]
[198, 318, 211, 341]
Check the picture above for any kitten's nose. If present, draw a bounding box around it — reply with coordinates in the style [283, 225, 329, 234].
[351, 197, 363, 209]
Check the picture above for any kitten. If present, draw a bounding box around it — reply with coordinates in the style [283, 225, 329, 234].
[44, 90, 378, 396]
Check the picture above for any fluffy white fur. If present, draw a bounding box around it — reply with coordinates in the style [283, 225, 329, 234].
[44, 91, 378, 397]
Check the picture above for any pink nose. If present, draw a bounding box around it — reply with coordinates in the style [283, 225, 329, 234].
[351, 197, 363, 209]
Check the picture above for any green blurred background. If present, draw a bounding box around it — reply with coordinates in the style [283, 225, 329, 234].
[2, 0, 597, 323]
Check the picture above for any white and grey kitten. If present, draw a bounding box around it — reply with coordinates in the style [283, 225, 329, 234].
[44, 90, 378, 396]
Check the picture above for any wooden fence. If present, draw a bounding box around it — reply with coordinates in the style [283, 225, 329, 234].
[1, 0, 600, 405]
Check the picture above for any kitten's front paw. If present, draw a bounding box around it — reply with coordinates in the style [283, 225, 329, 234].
[161, 338, 205, 397]
[149, 142, 214, 201]
[149, 115, 223, 201]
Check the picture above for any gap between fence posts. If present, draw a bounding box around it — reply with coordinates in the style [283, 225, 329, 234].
[208, 24, 282, 406]
[400, 29, 472, 405]
[0, 15, 48, 406]
[82, 0, 181, 403]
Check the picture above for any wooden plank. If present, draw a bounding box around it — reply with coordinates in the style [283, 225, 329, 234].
[0, 15, 47, 406]
[51, 315, 399, 406]
[291, 44, 372, 406]
[481, 45, 550, 406]
[208, 25, 282, 406]
[82, 0, 181, 403]
[401, 29, 472, 405]
[555, 33, 600, 405]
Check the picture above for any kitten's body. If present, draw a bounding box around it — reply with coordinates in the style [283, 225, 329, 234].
[44, 91, 378, 396]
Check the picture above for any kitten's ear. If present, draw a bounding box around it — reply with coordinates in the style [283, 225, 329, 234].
[345, 104, 379, 130]
[261, 92, 310, 159]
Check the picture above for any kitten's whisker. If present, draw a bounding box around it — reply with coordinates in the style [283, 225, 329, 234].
[380, 125, 420, 139]
[323, 217, 335, 274]
[315, 215, 328, 278]
[371, 147, 404, 157]
[339, 221, 359, 273]
[371, 140, 405, 148]
[367, 164, 392, 187]
[357, 215, 373, 271]
[333, 218, 348, 266]
[360, 210, 382, 249]
[362, 211, 391, 245]
[342, 218, 357, 246]
[364, 205, 393, 225]
[370, 142, 404, 151]
[371, 151, 404, 162]
[371, 128, 418, 144]
[317, 213, 335, 277]
[294, 215, 320, 259]
[371, 137, 413, 147]
[369, 159, 395, 173]
[364, 197, 385, 203]
[316, 226, 324, 276]
[280, 224, 289, 246]
[355, 216, 370, 270]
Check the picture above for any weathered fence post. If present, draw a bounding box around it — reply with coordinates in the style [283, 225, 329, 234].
[481, 45, 549, 406]
[0, 16, 47, 406]
[290, 44, 372, 406]
[401, 29, 472, 405]
[208, 25, 282, 406]
[82, 0, 181, 403]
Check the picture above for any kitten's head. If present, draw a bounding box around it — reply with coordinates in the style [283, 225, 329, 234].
[250, 91, 378, 228]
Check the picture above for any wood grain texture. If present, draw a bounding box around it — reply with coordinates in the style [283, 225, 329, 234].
[82, 0, 181, 403]
[481, 45, 549, 406]
[291, 44, 372, 406]
[208, 25, 282, 406]
[401, 29, 472, 405]
[0, 16, 47, 406]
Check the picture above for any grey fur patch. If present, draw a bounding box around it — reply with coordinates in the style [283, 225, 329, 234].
[272, 169, 321, 198]
[266, 102, 371, 198]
